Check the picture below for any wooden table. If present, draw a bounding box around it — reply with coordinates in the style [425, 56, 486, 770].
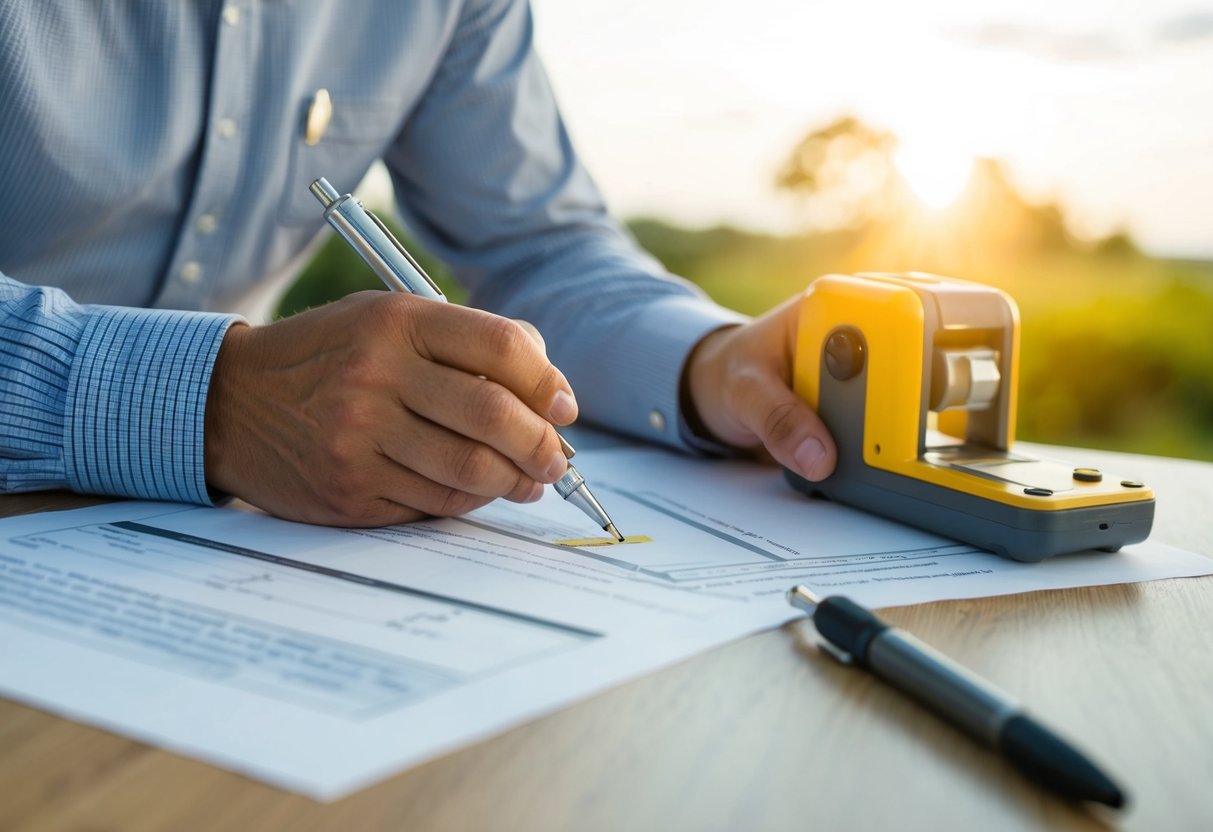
[2, 445, 1211, 831]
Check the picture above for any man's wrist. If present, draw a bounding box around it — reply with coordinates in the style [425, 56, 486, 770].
[204, 322, 253, 498]
[678, 324, 741, 454]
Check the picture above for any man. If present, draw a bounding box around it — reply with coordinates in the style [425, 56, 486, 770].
[0, 1, 836, 526]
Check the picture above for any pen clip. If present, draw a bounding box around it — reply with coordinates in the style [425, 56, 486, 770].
[816, 638, 854, 666]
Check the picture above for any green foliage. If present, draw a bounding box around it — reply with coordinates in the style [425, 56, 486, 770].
[1092, 229, 1140, 259]
[1018, 278, 1213, 459]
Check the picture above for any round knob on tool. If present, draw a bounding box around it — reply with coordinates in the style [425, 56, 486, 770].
[825, 328, 866, 380]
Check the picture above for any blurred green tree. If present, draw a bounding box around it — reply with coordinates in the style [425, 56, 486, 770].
[776, 116, 900, 229]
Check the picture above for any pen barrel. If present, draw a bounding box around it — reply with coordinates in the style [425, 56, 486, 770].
[867, 629, 1019, 746]
[553, 465, 583, 499]
[311, 180, 445, 301]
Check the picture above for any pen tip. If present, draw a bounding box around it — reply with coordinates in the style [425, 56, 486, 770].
[605, 523, 624, 543]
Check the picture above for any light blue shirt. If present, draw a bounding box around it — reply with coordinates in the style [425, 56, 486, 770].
[0, 1, 743, 503]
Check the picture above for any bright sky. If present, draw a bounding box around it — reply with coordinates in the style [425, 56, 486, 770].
[530, 0, 1213, 257]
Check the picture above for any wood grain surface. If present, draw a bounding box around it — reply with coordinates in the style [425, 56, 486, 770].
[1, 445, 1210, 831]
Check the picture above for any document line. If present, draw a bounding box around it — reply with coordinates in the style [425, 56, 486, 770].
[114, 521, 602, 639]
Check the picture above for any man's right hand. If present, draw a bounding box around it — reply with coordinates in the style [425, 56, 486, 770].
[204, 291, 579, 526]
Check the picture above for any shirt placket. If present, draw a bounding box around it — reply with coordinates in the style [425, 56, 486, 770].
[155, 1, 254, 311]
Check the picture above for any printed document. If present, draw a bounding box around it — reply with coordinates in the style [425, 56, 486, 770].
[0, 447, 1208, 798]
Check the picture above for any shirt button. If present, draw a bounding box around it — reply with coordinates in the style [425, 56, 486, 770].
[305, 89, 333, 146]
[217, 118, 238, 139]
[649, 409, 666, 433]
[196, 214, 218, 235]
[222, 5, 241, 26]
[179, 262, 203, 284]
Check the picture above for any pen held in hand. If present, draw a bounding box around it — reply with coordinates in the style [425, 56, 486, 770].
[786, 585, 1125, 809]
[310, 178, 622, 540]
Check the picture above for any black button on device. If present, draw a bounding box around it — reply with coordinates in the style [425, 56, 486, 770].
[1120, 480, 1144, 488]
[1024, 487, 1053, 496]
[825, 328, 865, 380]
[1073, 468, 1103, 482]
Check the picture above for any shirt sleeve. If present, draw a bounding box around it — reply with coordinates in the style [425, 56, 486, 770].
[1, 273, 240, 502]
[381, 0, 747, 452]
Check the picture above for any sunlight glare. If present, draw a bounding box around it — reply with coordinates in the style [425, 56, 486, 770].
[894, 144, 974, 210]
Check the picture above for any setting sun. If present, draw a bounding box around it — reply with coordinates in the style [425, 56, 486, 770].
[894, 143, 975, 210]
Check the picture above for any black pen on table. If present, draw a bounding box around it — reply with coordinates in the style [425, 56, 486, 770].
[786, 585, 1125, 808]
[309, 177, 623, 541]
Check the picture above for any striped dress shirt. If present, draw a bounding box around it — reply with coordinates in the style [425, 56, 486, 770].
[0, 0, 743, 505]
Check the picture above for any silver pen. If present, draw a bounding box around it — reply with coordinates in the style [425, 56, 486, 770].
[310, 178, 623, 541]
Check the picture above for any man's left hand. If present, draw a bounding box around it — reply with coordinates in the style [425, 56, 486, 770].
[683, 296, 837, 481]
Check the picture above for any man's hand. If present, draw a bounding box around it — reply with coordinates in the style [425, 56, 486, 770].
[204, 291, 578, 526]
[684, 295, 837, 481]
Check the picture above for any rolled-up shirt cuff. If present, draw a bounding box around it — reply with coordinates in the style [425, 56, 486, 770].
[64, 306, 241, 504]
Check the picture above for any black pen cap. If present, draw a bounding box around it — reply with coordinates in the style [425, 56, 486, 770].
[814, 596, 888, 665]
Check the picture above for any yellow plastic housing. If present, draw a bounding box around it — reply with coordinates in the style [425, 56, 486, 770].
[794, 273, 1153, 511]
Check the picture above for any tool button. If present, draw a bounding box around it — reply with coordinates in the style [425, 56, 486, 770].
[1120, 480, 1145, 488]
[1023, 487, 1053, 496]
[1072, 468, 1103, 482]
[825, 328, 865, 380]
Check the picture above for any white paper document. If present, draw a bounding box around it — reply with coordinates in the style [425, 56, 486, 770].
[1, 447, 1208, 798]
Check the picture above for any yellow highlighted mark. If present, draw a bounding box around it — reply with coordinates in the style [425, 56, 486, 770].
[555, 535, 653, 547]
